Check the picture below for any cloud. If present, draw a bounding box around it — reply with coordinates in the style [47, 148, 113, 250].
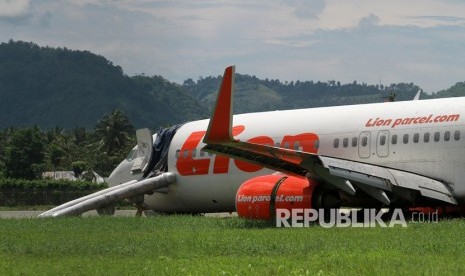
[358, 14, 380, 28]
[38, 10, 52, 28]
[1, 1, 465, 92]
[284, 0, 326, 19]
[0, 0, 30, 18]
[408, 15, 465, 27]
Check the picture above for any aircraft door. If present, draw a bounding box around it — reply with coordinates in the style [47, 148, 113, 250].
[358, 131, 371, 158]
[376, 130, 390, 157]
[131, 128, 153, 174]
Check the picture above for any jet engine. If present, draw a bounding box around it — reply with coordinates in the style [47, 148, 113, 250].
[235, 174, 341, 220]
[235, 174, 311, 220]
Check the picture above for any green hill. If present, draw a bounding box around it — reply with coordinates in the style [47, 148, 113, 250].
[430, 82, 465, 98]
[0, 40, 207, 129]
[183, 74, 422, 113]
[0, 40, 463, 130]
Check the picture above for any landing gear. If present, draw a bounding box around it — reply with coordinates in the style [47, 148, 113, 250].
[312, 188, 341, 209]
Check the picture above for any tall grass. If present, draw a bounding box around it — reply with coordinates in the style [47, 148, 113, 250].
[1, 216, 465, 275]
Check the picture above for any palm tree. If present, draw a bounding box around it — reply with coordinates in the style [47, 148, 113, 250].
[95, 109, 135, 154]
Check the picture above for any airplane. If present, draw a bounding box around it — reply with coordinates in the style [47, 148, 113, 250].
[39, 66, 465, 219]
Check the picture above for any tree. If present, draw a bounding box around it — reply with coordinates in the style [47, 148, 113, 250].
[4, 127, 45, 179]
[48, 144, 65, 176]
[92, 110, 136, 176]
[95, 109, 135, 154]
[70, 127, 88, 146]
[72, 161, 88, 179]
[183, 78, 195, 86]
[44, 130, 76, 170]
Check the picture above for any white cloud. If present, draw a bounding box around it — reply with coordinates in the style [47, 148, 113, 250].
[317, 0, 465, 30]
[0, 0, 465, 92]
[284, 0, 326, 19]
[0, 0, 30, 18]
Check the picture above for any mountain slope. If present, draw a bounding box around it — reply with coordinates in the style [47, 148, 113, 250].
[0, 40, 207, 129]
[183, 74, 422, 113]
[0, 40, 462, 130]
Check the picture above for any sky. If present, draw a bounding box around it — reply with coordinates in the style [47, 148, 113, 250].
[1, 0, 465, 93]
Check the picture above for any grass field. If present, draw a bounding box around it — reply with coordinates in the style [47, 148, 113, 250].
[1, 216, 465, 275]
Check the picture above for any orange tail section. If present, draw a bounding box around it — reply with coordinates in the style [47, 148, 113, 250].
[203, 66, 236, 144]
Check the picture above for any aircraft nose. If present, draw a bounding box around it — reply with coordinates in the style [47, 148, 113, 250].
[107, 163, 125, 187]
[107, 160, 141, 187]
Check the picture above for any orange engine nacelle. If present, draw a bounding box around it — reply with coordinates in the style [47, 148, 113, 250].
[235, 174, 317, 220]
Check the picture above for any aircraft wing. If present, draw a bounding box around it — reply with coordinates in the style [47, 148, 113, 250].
[203, 66, 456, 205]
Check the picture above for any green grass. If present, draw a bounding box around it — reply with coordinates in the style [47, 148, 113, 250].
[1, 216, 465, 275]
[0, 204, 136, 211]
[0, 205, 54, 211]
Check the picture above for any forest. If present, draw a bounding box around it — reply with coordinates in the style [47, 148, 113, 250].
[0, 109, 135, 179]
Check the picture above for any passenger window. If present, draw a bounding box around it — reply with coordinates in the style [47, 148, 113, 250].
[413, 133, 419, 143]
[434, 132, 440, 142]
[183, 150, 189, 158]
[333, 138, 340, 148]
[343, 138, 349, 148]
[200, 149, 205, 157]
[444, 131, 450, 142]
[175, 149, 180, 158]
[275, 142, 280, 148]
[380, 135, 386, 146]
[294, 142, 300, 150]
[192, 149, 197, 157]
[403, 134, 409, 144]
[424, 133, 430, 143]
[361, 137, 368, 147]
[284, 142, 290, 149]
[352, 137, 357, 147]
[455, 130, 460, 141]
[391, 135, 397, 145]
[314, 140, 320, 149]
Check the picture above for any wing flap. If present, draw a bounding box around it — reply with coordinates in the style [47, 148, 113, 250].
[320, 156, 456, 204]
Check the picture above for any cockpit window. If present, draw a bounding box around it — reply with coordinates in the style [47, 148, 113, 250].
[125, 148, 137, 161]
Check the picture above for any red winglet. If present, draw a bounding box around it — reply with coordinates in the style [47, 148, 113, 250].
[203, 66, 235, 144]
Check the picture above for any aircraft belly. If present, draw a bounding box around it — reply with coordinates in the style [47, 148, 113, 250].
[143, 192, 188, 213]
[145, 168, 272, 213]
[177, 174, 237, 212]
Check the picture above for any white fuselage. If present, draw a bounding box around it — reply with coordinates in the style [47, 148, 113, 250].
[110, 97, 465, 213]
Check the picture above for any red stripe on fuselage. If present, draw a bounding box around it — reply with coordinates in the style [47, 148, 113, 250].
[176, 125, 319, 176]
